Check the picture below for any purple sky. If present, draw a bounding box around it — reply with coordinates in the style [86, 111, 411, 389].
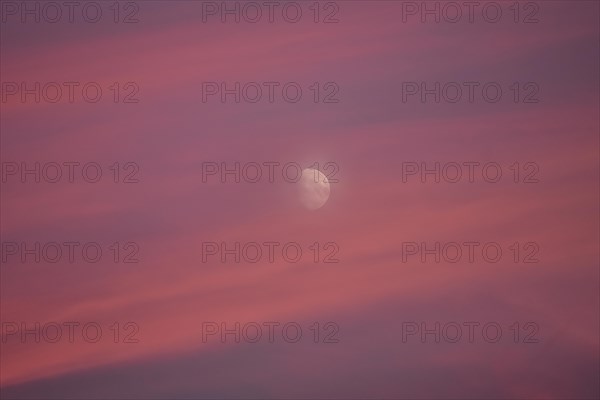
[1, 1, 599, 398]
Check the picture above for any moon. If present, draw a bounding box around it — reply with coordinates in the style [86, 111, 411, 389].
[298, 168, 330, 210]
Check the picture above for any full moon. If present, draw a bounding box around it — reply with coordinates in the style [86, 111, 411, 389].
[298, 168, 330, 210]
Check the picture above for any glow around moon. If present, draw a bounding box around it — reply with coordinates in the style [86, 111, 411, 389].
[298, 168, 330, 210]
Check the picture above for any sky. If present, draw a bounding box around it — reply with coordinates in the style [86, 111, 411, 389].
[1, 1, 599, 399]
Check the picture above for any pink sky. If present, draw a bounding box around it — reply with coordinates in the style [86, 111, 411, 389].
[1, 1, 598, 398]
